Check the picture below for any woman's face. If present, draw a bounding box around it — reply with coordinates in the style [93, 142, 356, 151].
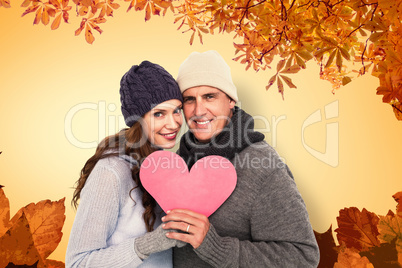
[142, 99, 183, 149]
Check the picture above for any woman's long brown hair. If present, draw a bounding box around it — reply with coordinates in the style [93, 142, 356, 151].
[71, 121, 158, 232]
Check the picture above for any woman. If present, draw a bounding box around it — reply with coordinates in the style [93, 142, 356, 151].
[66, 61, 185, 267]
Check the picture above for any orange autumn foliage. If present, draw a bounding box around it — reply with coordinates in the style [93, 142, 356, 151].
[2, 0, 402, 120]
[335, 207, 380, 252]
[0, 186, 66, 268]
[334, 246, 374, 268]
[315, 191, 402, 268]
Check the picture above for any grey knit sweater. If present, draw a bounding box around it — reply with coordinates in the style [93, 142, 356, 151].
[174, 141, 320, 267]
[66, 156, 172, 267]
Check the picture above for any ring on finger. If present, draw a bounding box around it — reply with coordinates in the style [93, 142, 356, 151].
[186, 224, 190, 233]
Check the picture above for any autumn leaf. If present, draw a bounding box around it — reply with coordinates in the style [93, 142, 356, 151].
[360, 239, 401, 268]
[189, 31, 195, 45]
[0, 212, 44, 267]
[378, 214, 402, 252]
[0, 188, 66, 267]
[320, 66, 343, 90]
[393, 192, 402, 215]
[34, 7, 42, 24]
[342, 76, 352, 86]
[314, 225, 338, 268]
[0, 0, 11, 8]
[378, 213, 402, 267]
[130, 0, 166, 21]
[280, 64, 301, 74]
[0, 188, 11, 238]
[75, 15, 106, 44]
[334, 246, 374, 268]
[264, 60, 299, 98]
[266, 74, 277, 91]
[85, 24, 95, 44]
[49, 0, 72, 30]
[96, 0, 120, 17]
[339, 46, 351, 61]
[6, 260, 39, 267]
[21, 4, 39, 18]
[376, 73, 402, 103]
[392, 102, 402, 121]
[9, 197, 66, 260]
[44, 259, 65, 268]
[313, 193, 402, 266]
[280, 75, 297, 89]
[52, 13, 63, 30]
[21, 1, 58, 26]
[277, 76, 284, 100]
[276, 59, 286, 73]
[336, 50, 343, 72]
[335, 207, 381, 251]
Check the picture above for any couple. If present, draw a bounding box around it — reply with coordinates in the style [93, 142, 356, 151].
[66, 51, 320, 267]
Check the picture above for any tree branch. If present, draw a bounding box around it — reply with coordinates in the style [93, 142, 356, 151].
[280, 0, 286, 20]
[297, 0, 313, 9]
[392, 104, 402, 114]
[238, 0, 252, 26]
[329, 0, 345, 8]
[360, 37, 370, 75]
[347, 24, 365, 38]
[235, 0, 267, 10]
[258, 31, 283, 63]
[288, 0, 296, 10]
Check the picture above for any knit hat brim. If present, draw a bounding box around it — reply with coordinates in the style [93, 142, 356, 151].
[177, 71, 238, 102]
[176, 51, 238, 102]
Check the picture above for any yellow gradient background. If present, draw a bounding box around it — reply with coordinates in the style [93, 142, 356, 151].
[1, 5, 401, 262]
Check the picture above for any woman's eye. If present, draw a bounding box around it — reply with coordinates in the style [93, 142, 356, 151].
[153, 112, 163, 118]
[173, 108, 181, 114]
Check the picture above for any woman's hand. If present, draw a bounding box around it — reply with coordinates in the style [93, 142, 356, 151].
[134, 223, 186, 260]
[161, 209, 210, 249]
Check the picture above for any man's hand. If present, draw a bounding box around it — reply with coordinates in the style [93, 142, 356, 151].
[162, 209, 210, 249]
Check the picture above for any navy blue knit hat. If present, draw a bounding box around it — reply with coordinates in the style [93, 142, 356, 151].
[120, 61, 183, 127]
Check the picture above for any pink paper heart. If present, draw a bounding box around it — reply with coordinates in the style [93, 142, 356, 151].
[139, 151, 237, 217]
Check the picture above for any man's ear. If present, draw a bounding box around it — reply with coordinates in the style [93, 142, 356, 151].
[229, 99, 236, 109]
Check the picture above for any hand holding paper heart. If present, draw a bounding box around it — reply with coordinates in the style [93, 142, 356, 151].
[139, 151, 237, 217]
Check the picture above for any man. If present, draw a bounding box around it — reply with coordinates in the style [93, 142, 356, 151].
[162, 50, 320, 267]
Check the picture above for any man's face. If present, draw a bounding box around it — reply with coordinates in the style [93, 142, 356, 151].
[182, 86, 236, 143]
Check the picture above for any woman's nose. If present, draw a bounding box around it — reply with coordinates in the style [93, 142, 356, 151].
[166, 114, 181, 129]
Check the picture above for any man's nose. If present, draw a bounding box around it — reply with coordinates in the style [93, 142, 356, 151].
[194, 101, 206, 116]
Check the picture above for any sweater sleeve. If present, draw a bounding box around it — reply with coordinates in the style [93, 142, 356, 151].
[194, 167, 320, 268]
[65, 161, 143, 268]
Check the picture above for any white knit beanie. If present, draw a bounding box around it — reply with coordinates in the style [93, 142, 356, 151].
[176, 50, 238, 102]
